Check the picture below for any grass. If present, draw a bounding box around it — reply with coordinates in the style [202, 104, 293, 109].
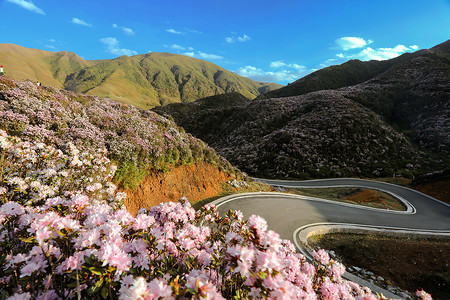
[308, 232, 450, 299]
[284, 187, 405, 210]
[0, 44, 282, 109]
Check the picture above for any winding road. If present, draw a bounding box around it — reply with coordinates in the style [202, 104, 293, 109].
[211, 178, 450, 296]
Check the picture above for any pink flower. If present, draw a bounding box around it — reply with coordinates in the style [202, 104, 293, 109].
[247, 215, 267, 233]
[114, 209, 133, 225]
[0, 202, 24, 217]
[260, 230, 281, 251]
[328, 261, 346, 282]
[416, 289, 432, 300]
[8, 292, 31, 300]
[320, 279, 339, 300]
[0, 187, 7, 195]
[256, 251, 282, 273]
[99, 241, 131, 273]
[20, 258, 47, 277]
[72, 194, 89, 208]
[119, 277, 148, 300]
[132, 214, 155, 231]
[147, 278, 173, 299]
[312, 249, 330, 265]
[86, 182, 102, 192]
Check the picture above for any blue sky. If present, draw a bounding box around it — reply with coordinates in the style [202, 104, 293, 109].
[1, 0, 449, 84]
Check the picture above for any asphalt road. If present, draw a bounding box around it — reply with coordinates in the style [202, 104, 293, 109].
[214, 178, 450, 242]
[212, 178, 450, 297]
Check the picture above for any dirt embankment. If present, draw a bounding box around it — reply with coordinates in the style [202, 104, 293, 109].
[122, 162, 235, 215]
[413, 178, 450, 205]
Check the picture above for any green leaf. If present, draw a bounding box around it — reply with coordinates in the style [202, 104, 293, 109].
[101, 287, 109, 299]
[88, 278, 104, 294]
[89, 266, 106, 276]
[19, 236, 35, 243]
[84, 254, 95, 265]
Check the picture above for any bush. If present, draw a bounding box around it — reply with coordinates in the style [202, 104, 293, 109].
[0, 79, 432, 300]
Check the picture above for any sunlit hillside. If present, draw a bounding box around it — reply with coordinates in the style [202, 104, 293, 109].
[0, 44, 281, 108]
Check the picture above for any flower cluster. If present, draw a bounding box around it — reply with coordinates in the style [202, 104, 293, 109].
[0, 129, 120, 207]
[0, 77, 237, 189]
[0, 130, 400, 299]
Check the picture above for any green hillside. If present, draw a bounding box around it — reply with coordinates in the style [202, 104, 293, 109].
[0, 43, 281, 108]
[0, 43, 92, 88]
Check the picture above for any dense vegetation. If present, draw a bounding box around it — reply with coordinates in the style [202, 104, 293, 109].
[0, 76, 238, 189]
[0, 43, 281, 109]
[155, 40, 450, 179]
[2, 128, 429, 299]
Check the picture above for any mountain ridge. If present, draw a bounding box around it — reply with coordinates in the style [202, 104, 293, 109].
[0, 43, 281, 108]
[258, 40, 449, 100]
[154, 40, 450, 179]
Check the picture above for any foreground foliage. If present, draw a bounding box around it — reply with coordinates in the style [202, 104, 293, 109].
[0, 127, 433, 299]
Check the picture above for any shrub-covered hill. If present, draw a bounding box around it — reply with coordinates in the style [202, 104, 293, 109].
[0, 76, 240, 198]
[0, 43, 281, 109]
[155, 40, 449, 179]
[158, 90, 435, 179]
[258, 39, 450, 101]
[258, 40, 450, 156]
[153, 92, 251, 139]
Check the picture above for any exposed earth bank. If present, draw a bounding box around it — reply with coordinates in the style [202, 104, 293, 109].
[122, 162, 235, 214]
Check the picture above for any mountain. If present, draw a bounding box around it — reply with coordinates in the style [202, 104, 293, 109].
[154, 40, 450, 179]
[0, 43, 281, 108]
[0, 43, 92, 89]
[153, 92, 251, 138]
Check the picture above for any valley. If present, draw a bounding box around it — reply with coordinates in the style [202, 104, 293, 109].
[0, 39, 448, 299]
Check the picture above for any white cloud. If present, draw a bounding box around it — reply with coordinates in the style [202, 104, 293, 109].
[6, 0, 45, 14]
[166, 28, 182, 34]
[270, 60, 305, 70]
[121, 27, 135, 36]
[237, 34, 251, 42]
[72, 17, 92, 27]
[349, 44, 419, 61]
[182, 51, 223, 60]
[323, 37, 421, 67]
[100, 37, 138, 56]
[113, 24, 135, 36]
[197, 52, 223, 60]
[45, 38, 57, 50]
[336, 37, 372, 51]
[185, 28, 202, 34]
[236, 65, 308, 83]
[226, 33, 251, 43]
[165, 44, 194, 52]
[170, 44, 186, 50]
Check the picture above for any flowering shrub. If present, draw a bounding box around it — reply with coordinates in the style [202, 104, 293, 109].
[157, 90, 433, 179]
[0, 77, 237, 189]
[0, 129, 409, 299]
